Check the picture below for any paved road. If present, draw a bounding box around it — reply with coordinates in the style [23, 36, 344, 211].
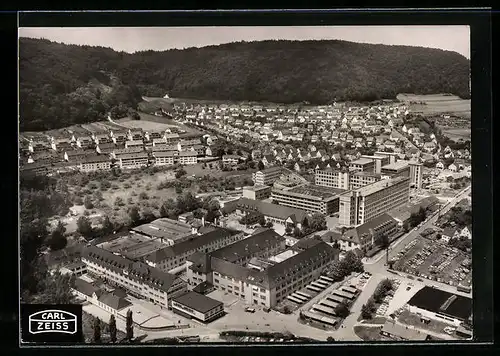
[365, 185, 471, 271]
[335, 274, 384, 341]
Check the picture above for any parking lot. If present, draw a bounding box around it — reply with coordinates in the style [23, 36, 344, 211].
[391, 236, 472, 287]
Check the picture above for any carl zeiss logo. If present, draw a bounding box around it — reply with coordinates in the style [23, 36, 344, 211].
[21, 304, 83, 343]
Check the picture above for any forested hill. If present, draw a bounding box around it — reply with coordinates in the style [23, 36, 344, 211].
[20, 38, 470, 131]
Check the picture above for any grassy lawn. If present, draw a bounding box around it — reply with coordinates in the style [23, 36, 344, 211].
[353, 325, 388, 341]
[361, 316, 387, 325]
[397, 310, 451, 336]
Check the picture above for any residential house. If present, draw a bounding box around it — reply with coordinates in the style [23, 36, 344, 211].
[441, 227, 459, 243]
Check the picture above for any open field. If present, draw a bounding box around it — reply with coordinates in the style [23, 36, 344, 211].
[64, 164, 254, 225]
[397, 93, 471, 118]
[116, 118, 175, 132]
[353, 325, 389, 341]
[440, 128, 471, 141]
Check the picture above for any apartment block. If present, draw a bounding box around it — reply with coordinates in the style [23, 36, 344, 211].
[118, 152, 149, 169]
[78, 155, 112, 172]
[252, 167, 283, 186]
[339, 176, 410, 227]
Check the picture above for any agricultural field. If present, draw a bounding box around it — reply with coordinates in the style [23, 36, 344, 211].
[397, 93, 471, 118]
[439, 128, 471, 142]
[116, 112, 201, 134]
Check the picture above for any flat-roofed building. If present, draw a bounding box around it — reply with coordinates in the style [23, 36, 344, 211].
[349, 158, 375, 173]
[349, 171, 383, 190]
[409, 161, 423, 189]
[242, 185, 272, 200]
[177, 151, 198, 165]
[223, 197, 309, 228]
[131, 218, 194, 245]
[406, 286, 473, 327]
[315, 168, 350, 190]
[339, 176, 410, 227]
[271, 184, 342, 216]
[153, 151, 176, 166]
[118, 152, 149, 169]
[374, 151, 399, 165]
[381, 161, 411, 179]
[252, 167, 283, 186]
[125, 140, 144, 149]
[360, 154, 391, 174]
[79, 154, 112, 172]
[171, 291, 224, 323]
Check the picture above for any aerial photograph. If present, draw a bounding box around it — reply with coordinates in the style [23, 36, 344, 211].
[19, 25, 472, 344]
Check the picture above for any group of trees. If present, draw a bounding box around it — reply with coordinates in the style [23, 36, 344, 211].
[326, 251, 364, 282]
[285, 213, 327, 237]
[361, 279, 394, 320]
[409, 207, 428, 229]
[444, 206, 472, 228]
[20, 37, 469, 131]
[159, 193, 221, 223]
[92, 311, 132, 343]
[20, 175, 75, 303]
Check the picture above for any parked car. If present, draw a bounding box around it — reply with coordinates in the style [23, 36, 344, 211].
[245, 307, 256, 313]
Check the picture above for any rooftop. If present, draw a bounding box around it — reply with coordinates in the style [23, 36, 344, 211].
[172, 291, 223, 313]
[210, 229, 285, 264]
[145, 228, 235, 263]
[407, 286, 472, 321]
[223, 197, 308, 223]
[381, 160, 410, 171]
[267, 250, 299, 263]
[275, 184, 344, 202]
[132, 218, 193, 241]
[353, 176, 410, 196]
[243, 185, 271, 192]
[98, 234, 167, 260]
[349, 158, 374, 166]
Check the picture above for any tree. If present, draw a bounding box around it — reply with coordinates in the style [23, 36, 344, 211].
[159, 204, 168, 218]
[265, 221, 273, 229]
[175, 168, 187, 179]
[101, 215, 114, 234]
[126, 309, 134, 340]
[285, 226, 293, 235]
[93, 317, 101, 343]
[259, 215, 267, 227]
[376, 234, 390, 265]
[46, 221, 67, 251]
[293, 227, 302, 238]
[334, 302, 350, 318]
[77, 216, 93, 238]
[343, 251, 364, 273]
[309, 213, 327, 232]
[84, 195, 94, 209]
[128, 206, 141, 226]
[361, 302, 374, 320]
[109, 315, 117, 343]
[326, 337, 335, 342]
[141, 209, 156, 222]
[257, 160, 265, 170]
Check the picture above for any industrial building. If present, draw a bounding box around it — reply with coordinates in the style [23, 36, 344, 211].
[406, 286, 473, 327]
[315, 168, 381, 190]
[186, 229, 338, 308]
[338, 176, 410, 227]
[81, 246, 187, 309]
[271, 184, 343, 216]
[171, 291, 224, 323]
[348, 158, 375, 173]
[242, 185, 272, 200]
[131, 218, 195, 245]
[341, 213, 399, 251]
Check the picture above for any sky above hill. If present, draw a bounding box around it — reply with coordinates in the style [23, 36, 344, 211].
[19, 26, 470, 59]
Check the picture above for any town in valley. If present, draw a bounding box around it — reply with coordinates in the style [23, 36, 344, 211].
[19, 27, 472, 345]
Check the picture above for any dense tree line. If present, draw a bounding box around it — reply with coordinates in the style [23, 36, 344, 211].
[20, 174, 75, 303]
[20, 38, 469, 131]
